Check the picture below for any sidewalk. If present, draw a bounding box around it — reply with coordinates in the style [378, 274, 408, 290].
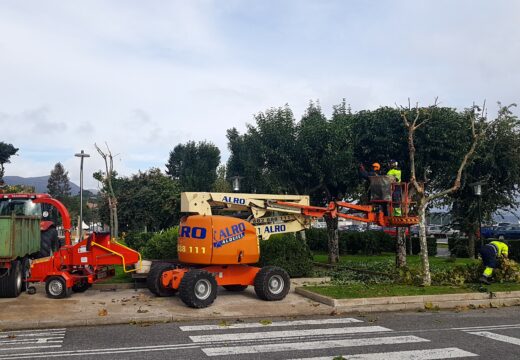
[0, 278, 333, 330]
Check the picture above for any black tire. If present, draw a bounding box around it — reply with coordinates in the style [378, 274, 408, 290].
[179, 270, 217, 308]
[254, 266, 290, 301]
[45, 276, 70, 299]
[0, 260, 22, 298]
[21, 257, 30, 292]
[223, 285, 248, 292]
[72, 279, 90, 293]
[147, 263, 178, 297]
[39, 227, 59, 258]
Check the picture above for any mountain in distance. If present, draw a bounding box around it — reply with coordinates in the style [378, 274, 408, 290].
[3, 176, 98, 195]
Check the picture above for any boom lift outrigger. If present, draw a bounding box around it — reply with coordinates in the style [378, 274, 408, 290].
[147, 185, 418, 308]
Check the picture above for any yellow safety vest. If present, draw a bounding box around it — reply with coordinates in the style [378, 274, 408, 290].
[387, 169, 401, 182]
[489, 241, 509, 257]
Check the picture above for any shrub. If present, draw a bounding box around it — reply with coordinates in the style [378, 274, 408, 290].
[331, 260, 397, 285]
[141, 227, 179, 260]
[305, 228, 328, 252]
[339, 231, 395, 255]
[448, 235, 471, 258]
[408, 237, 437, 256]
[305, 228, 395, 255]
[259, 233, 313, 277]
[124, 231, 154, 252]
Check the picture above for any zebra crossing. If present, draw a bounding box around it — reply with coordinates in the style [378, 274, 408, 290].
[1, 318, 519, 359]
[0, 328, 66, 353]
[180, 317, 477, 359]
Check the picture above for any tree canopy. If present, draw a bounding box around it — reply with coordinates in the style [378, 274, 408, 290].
[0, 142, 19, 181]
[47, 162, 71, 199]
[166, 141, 220, 192]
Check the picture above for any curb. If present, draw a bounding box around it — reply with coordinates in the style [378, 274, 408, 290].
[295, 287, 520, 313]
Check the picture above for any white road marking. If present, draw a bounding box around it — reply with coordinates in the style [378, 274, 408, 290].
[0, 344, 200, 359]
[286, 347, 478, 360]
[454, 323, 520, 331]
[190, 325, 391, 343]
[0, 345, 62, 352]
[0, 329, 65, 334]
[0, 329, 66, 352]
[202, 335, 429, 356]
[468, 331, 520, 346]
[180, 317, 363, 331]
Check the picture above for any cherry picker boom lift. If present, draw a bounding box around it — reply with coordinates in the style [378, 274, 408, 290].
[147, 184, 418, 308]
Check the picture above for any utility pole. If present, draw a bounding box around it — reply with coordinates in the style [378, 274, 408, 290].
[75, 150, 90, 242]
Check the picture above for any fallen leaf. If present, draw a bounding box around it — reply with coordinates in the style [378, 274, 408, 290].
[98, 308, 108, 316]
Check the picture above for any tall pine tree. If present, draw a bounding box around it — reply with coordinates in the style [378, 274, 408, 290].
[47, 162, 71, 199]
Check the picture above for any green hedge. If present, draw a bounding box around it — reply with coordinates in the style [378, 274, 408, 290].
[449, 237, 520, 261]
[306, 228, 397, 255]
[141, 227, 179, 260]
[339, 231, 395, 255]
[407, 237, 437, 256]
[259, 233, 313, 277]
[124, 231, 154, 252]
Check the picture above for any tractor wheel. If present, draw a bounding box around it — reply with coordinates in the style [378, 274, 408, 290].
[178, 269, 217, 308]
[254, 266, 290, 301]
[147, 263, 178, 297]
[39, 227, 59, 258]
[72, 279, 90, 293]
[223, 285, 248, 292]
[21, 257, 30, 292]
[45, 276, 71, 299]
[0, 260, 22, 298]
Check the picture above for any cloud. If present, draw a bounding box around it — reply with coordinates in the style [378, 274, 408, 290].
[0, 0, 518, 189]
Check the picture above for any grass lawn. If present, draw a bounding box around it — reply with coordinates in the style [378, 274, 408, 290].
[305, 282, 520, 299]
[313, 252, 478, 269]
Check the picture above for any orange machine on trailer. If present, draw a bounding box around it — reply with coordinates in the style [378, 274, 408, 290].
[148, 189, 418, 308]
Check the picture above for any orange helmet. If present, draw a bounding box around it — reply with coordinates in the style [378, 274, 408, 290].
[372, 162, 381, 171]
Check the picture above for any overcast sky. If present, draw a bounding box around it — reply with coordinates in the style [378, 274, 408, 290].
[1, 0, 519, 189]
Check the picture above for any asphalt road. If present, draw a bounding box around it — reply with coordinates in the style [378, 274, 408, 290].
[1, 307, 519, 359]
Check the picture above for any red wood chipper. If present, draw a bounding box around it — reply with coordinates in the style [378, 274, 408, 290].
[12, 194, 140, 298]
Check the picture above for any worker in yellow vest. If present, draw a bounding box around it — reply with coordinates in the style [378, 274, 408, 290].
[479, 240, 509, 285]
[387, 160, 402, 216]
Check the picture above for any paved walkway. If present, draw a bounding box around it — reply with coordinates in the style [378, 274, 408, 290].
[0, 278, 332, 330]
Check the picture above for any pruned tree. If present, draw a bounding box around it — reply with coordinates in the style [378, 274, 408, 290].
[450, 103, 520, 258]
[47, 162, 71, 199]
[0, 142, 19, 181]
[94, 143, 119, 239]
[400, 99, 486, 285]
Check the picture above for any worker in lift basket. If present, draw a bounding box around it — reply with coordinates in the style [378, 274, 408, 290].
[387, 160, 402, 216]
[479, 240, 509, 285]
[359, 162, 381, 179]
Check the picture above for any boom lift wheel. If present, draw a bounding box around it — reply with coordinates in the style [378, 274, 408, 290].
[45, 276, 71, 299]
[254, 266, 290, 301]
[223, 285, 248, 292]
[179, 269, 217, 308]
[0, 260, 22, 298]
[147, 263, 178, 297]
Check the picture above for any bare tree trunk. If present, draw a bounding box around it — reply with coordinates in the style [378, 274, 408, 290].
[325, 216, 339, 264]
[417, 198, 431, 285]
[467, 229, 476, 260]
[95, 143, 119, 239]
[396, 227, 407, 267]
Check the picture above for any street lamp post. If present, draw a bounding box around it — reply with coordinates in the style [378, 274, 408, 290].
[473, 183, 483, 248]
[75, 150, 90, 242]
